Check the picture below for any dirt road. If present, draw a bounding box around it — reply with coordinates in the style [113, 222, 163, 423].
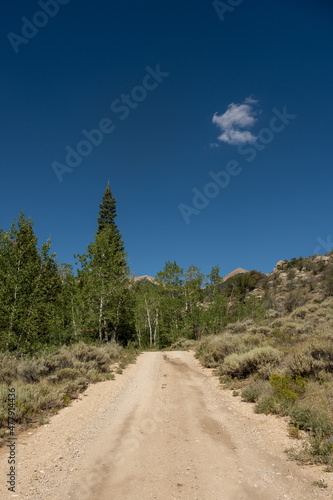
[1, 351, 332, 499]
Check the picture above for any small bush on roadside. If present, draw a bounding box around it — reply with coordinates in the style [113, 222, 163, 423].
[288, 423, 301, 439]
[196, 335, 240, 368]
[255, 395, 279, 415]
[270, 374, 307, 401]
[241, 385, 261, 402]
[221, 346, 281, 379]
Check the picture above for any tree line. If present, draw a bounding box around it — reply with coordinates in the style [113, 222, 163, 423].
[0, 183, 265, 353]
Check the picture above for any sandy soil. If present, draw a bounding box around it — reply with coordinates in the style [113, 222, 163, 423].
[1, 351, 332, 499]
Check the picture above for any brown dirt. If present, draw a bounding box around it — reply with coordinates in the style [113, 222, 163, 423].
[1, 351, 332, 499]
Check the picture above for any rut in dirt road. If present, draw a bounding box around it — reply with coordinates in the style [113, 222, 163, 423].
[3, 351, 331, 500]
[67, 352, 330, 500]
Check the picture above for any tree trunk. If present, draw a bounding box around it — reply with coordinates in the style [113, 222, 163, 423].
[71, 293, 77, 339]
[144, 296, 153, 345]
[98, 295, 104, 343]
[9, 257, 21, 337]
[104, 317, 108, 342]
[153, 309, 159, 346]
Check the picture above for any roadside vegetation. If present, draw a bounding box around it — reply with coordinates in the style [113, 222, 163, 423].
[0, 342, 136, 447]
[196, 253, 333, 470]
[0, 183, 137, 446]
[1, 182, 333, 469]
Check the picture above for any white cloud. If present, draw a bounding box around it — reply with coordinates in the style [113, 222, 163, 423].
[212, 98, 259, 145]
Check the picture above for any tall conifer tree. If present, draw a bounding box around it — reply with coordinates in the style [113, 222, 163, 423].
[97, 181, 126, 259]
[76, 182, 135, 343]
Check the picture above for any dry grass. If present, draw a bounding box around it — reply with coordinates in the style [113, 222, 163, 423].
[0, 341, 137, 447]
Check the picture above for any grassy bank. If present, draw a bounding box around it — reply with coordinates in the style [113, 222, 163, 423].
[0, 342, 137, 447]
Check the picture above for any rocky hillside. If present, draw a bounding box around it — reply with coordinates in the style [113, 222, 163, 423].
[196, 251, 333, 471]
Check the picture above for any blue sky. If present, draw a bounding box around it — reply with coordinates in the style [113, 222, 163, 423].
[1, 0, 333, 278]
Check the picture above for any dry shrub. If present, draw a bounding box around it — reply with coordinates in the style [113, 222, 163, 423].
[63, 377, 89, 395]
[17, 359, 48, 383]
[221, 346, 281, 379]
[292, 308, 307, 319]
[196, 335, 240, 368]
[227, 320, 254, 334]
[47, 368, 81, 384]
[43, 347, 76, 371]
[300, 380, 333, 424]
[102, 341, 124, 361]
[288, 338, 333, 378]
[0, 353, 17, 384]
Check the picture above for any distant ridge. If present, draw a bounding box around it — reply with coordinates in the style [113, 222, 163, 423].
[133, 275, 157, 285]
[134, 268, 248, 288]
[222, 267, 248, 282]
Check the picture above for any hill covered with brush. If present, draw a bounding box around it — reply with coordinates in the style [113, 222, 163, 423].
[196, 252, 333, 470]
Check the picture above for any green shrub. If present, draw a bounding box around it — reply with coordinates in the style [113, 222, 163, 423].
[241, 385, 261, 402]
[309, 431, 333, 464]
[63, 377, 89, 396]
[270, 374, 306, 402]
[255, 395, 279, 415]
[290, 405, 332, 436]
[93, 349, 111, 372]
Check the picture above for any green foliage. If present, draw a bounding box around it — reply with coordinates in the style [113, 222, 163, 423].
[270, 374, 307, 402]
[241, 385, 261, 402]
[97, 181, 125, 255]
[222, 270, 266, 302]
[312, 480, 328, 489]
[0, 211, 63, 352]
[156, 260, 184, 288]
[255, 395, 279, 415]
[322, 263, 333, 297]
[229, 295, 266, 323]
[281, 256, 305, 271]
[76, 225, 132, 344]
[207, 265, 222, 287]
[289, 406, 332, 436]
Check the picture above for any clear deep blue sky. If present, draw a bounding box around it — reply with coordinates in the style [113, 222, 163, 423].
[1, 0, 333, 278]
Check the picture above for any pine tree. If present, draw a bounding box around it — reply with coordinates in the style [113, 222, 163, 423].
[97, 181, 127, 271]
[97, 181, 125, 256]
[75, 183, 135, 344]
[97, 180, 117, 233]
